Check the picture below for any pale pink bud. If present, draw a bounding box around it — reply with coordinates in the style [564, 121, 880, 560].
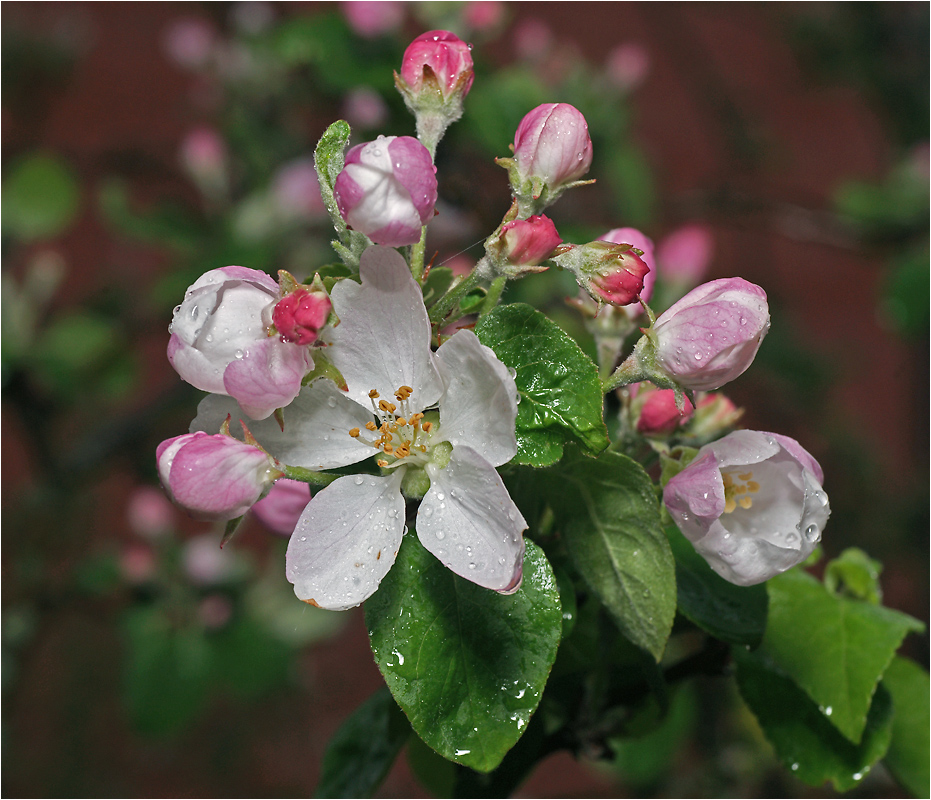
[271, 158, 325, 220]
[251, 478, 311, 536]
[126, 486, 175, 539]
[271, 287, 331, 346]
[156, 431, 283, 521]
[651, 278, 769, 391]
[635, 385, 694, 435]
[499, 215, 562, 266]
[664, 430, 829, 585]
[334, 135, 438, 247]
[400, 30, 475, 100]
[600, 227, 656, 303]
[656, 224, 714, 285]
[513, 103, 593, 190]
[341, 1, 405, 39]
[168, 266, 314, 419]
[690, 392, 743, 439]
[605, 43, 650, 91]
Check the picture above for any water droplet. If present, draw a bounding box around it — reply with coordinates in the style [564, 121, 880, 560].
[694, 352, 703, 360]
[423, 506, 434, 517]
[824, 705, 833, 716]
[234, 349, 244, 359]
[435, 492, 445, 501]
[804, 523, 820, 542]
[327, 396, 337, 408]
[435, 530, 445, 540]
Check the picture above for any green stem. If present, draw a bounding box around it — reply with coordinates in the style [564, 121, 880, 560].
[428, 270, 482, 324]
[283, 466, 342, 487]
[410, 226, 428, 282]
[478, 276, 507, 316]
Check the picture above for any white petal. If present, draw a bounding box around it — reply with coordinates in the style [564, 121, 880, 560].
[419, 446, 525, 593]
[435, 330, 518, 467]
[285, 471, 406, 610]
[326, 246, 443, 410]
[190, 379, 375, 469]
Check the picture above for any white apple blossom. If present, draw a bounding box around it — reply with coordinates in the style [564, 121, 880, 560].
[191, 246, 526, 610]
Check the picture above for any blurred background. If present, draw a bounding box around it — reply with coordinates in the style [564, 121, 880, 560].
[2, 2, 927, 797]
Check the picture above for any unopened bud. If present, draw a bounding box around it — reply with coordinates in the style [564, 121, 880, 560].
[552, 241, 649, 307]
[272, 285, 331, 346]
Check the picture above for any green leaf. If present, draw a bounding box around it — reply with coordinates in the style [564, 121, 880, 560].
[314, 120, 351, 244]
[735, 646, 894, 792]
[824, 547, 883, 604]
[667, 525, 768, 647]
[315, 686, 410, 798]
[882, 656, 930, 798]
[365, 536, 562, 773]
[759, 568, 924, 744]
[2, 152, 79, 240]
[475, 304, 608, 467]
[545, 449, 675, 661]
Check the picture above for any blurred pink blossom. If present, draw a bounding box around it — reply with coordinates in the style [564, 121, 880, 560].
[341, 87, 390, 130]
[163, 18, 216, 69]
[605, 43, 650, 91]
[272, 158, 326, 219]
[127, 486, 175, 539]
[341, 1, 405, 39]
[464, 1, 505, 32]
[251, 478, 312, 536]
[656, 223, 714, 285]
[513, 18, 553, 62]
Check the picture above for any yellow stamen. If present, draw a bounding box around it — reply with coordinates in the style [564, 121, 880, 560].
[421, 421, 433, 433]
[395, 417, 407, 427]
[378, 399, 397, 413]
[746, 481, 760, 493]
[365, 421, 378, 431]
[369, 390, 380, 399]
[377, 459, 389, 467]
[738, 496, 753, 509]
[349, 427, 361, 438]
[725, 497, 737, 513]
[738, 472, 753, 481]
[395, 385, 413, 400]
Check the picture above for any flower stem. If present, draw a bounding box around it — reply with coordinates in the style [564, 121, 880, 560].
[428, 269, 481, 324]
[283, 466, 342, 487]
[479, 276, 507, 317]
[411, 226, 428, 282]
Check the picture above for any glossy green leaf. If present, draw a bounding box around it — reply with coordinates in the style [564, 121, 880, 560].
[2, 152, 79, 240]
[315, 686, 410, 798]
[759, 568, 924, 744]
[667, 525, 768, 647]
[545, 449, 675, 661]
[735, 646, 894, 792]
[365, 536, 562, 773]
[882, 656, 931, 798]
[824, 547, 883, 604]
[475, 304, 608, 467]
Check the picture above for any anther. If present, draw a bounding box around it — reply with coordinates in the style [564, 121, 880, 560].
[377, 459, 389, 467]
[369, 390, 380, 399]
[421, 421, 433, 433]
[365, 421, 378, 431]
[349, 427, 361, 438]
[738, 497, 753, 509]
[396, 417, 408, 427]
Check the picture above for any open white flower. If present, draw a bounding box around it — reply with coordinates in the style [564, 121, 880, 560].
[192, 246, 526, 610]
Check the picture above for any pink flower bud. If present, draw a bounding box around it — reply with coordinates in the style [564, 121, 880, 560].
[157, 431, 283, 521]
[163, 19, 216, 69]
[664, 430, 829, 585]
[251, 478, 311, 536]
[180, 126, 227, 182]
[168, 266, 314, 419]
[651, 278, 769, 391]
[552, 241, 649, 307]
[690, 392, 743, 439]
[341, 87, 390, 130]
[341, 1, 404, 39]
[272, 287, 331, 346]
[499, 214, 562, 266]
[464, 2, 505, 32]
[513, 103, 593, 190]
[634, 384, 694, 436]
[333, 135, 438, 247]
[600, 227, 656, 304]
[656, 223, 714, 285]
[400, 30, 475, 100]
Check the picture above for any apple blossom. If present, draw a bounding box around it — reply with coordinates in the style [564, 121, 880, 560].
[552, 241, 649, 307]
[632, 383, 694, 436]
[513, 103, 593, 192]
[398, 30, 474, 101]
[656, 223, 713, 286]
[333, 135, 438, 247]
[271, 285, 331, 346]
[168, 266, 315, 419]
[190, 247, 526, 611]
[663, 430, 830, 586]
[600, 226, 656, 307]
[157, 430, 283, 521]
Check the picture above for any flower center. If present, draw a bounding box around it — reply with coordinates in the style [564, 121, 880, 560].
[348, 386, 435, 468]
[722, 470, 760, 514]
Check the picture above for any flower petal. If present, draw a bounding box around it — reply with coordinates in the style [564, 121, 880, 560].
[190, 379, 375, 470]
[419, 446, 525, 593]
[285, 471, 406, 610]
[326, 246, 443, 410]
[434, 330, 518, 467]
[222, 337, 313, 420]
